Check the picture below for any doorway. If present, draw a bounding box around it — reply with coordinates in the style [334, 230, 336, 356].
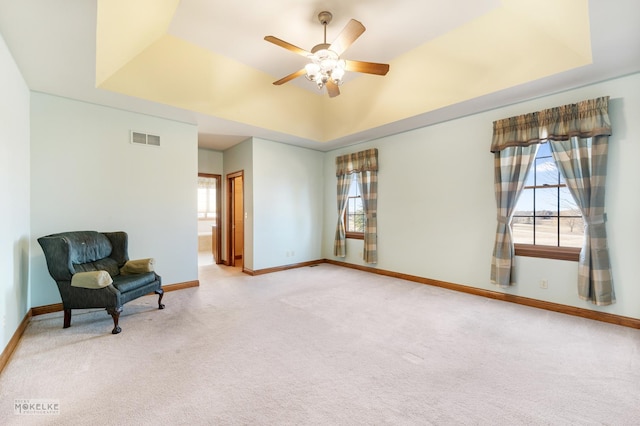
[226, 171, 244, 268]
[197, 173, 221, 266]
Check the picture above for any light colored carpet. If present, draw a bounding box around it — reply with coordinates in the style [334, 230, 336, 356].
[1, 263, 639, 425]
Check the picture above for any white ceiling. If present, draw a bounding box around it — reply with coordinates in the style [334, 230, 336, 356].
[0, 0, 639, 152]
[167, 0, 501, 90]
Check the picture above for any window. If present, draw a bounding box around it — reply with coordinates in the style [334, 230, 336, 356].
[512, 143, 582, 260]
[344, 174, 364, 239]
[198, 178, 217, 220]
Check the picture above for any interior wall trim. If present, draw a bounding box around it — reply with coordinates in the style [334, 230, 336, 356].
[0, 310, 31, 376]
[163, 280, 200, 292]
[29, 281, 200, 318]
[31, 303, 63, 316]
[244, 259, 324, 276]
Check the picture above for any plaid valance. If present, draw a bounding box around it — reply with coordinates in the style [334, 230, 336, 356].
[335, 148, 378, 176]
[491, 96, 611, 152]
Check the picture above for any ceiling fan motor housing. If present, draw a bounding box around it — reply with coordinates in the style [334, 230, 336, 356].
[311, 43, 331, 54]
[317, 11, 332, 25]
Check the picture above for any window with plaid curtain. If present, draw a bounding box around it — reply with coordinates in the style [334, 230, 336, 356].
[334, 148, 378, 263]
[490, 96, 614, 305]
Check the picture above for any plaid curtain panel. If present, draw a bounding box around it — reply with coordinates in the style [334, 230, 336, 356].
[490, 96, 614, 305]
[334, 149, 379, 262]
[490, 145, 538, 286]
[549, 136, 614, 305]
[545, 97, 614, 305]
[357, 170, 378, 263]
[333, 173, 352, 257]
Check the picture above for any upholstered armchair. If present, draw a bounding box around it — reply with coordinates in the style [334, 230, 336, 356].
[38, 231, 164, 334]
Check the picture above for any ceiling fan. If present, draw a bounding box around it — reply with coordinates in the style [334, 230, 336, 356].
[264, 11, 390, 98]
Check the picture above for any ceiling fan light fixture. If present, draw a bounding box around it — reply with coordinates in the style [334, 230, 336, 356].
[305, 49, 345, 89]
[305, 62, 320, 81]
[331, 59, 347, 86]
[331, 63, 345, 85]
[316, 49, 337, 67]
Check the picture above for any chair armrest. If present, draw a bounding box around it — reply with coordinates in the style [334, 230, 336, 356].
[120, 258, 155, 275]
[71, 271, 113, 289]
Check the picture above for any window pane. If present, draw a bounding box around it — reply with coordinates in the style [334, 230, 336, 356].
[512, 217, 534, 244]
[346, 198, 356, 215]
[535, 155, 560, 186]
[354, 198, 363, 214]
[535, 187, 558, 217]
[513, 187, 533, 245]
[348, 175, 360, 197]
[514, 188, 533, 214]
[347, 196, 364, 233]
[534, 216, 558, 246]
[348, 215, 364, 233]
[538, 141, 551, 157]
[354, 213, 364, 232]
[559, 217, 584, 247]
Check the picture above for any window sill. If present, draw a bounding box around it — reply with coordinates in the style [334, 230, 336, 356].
[514, 244, 580, 262]
[345, 233, 364, 240]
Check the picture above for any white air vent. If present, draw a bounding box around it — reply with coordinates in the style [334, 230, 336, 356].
[131, 131, 161, 147]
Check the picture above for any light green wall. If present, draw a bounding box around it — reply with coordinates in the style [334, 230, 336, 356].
[211, 138, 324, 271]
[252, 138, 324, 270]
[30, 93, 199, 307]
[323, 72, 640, 320]
[198, 148, 223, 175]
[0, 31, 30, 352]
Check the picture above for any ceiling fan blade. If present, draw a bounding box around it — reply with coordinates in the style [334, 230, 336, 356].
[329, 19, 366, 55]
[272, 68, 306, 85]
[326, 81, 340, 98]
[264, 36, 311, 57]
[345, 60, 390, 76]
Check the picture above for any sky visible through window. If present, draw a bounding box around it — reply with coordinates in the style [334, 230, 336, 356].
[347, 174, 364, 233]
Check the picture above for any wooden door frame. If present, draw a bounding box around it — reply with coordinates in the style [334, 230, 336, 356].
[226, 170, 244, 267]
[198, 173, 222, 264]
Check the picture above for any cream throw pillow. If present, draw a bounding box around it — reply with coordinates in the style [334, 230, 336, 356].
[71, 270, 113, 289]
[120, 258, 155, 275]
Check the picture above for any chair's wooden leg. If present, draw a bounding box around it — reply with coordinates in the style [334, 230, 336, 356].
[155, 288, 165, 309]
[106, 307, 123, 334]
[63, 309, 72, 328]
